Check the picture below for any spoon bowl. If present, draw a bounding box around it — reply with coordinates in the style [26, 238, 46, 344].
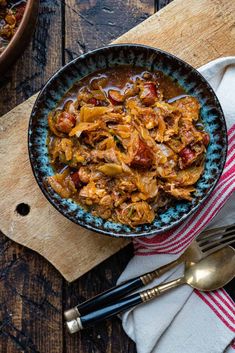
[185, 246, 235, 291]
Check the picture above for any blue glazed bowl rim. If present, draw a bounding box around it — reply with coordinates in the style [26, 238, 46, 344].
[28, 43, 228, 238]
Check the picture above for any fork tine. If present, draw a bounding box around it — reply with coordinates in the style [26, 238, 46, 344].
[202, 240, 235, 257]
[199, 234, 235, 252]
[197, 223, 235, 240]
[197, 229, 235, 246]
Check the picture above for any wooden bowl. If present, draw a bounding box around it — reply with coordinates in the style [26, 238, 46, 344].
[0, 0, 39, 74]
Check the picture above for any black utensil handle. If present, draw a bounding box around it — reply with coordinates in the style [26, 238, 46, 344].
[77, 277, 143, 316]
[65, 258, 180, 320]
[80, 292, 142, 329]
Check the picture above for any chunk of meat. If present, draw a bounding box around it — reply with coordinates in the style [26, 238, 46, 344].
[87, 97, 107, 106]
[15, 4, 26, 22]
[163, 112, 181, 141]
[180, 119, 203, 146]
[55, 112, 76, 133]
[139, 82, 158, 106]
[130, 137, 154, 169]
[179, 147, 196, 168]
[108, 90, 124, 105]
[179, 141, 205, 169]
[202, 132, 210, 146]
[70, 171, 81, 189]
[88, 97, 99, 106]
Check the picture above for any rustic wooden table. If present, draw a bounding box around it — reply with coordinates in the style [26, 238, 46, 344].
[0, 1, 234, 352]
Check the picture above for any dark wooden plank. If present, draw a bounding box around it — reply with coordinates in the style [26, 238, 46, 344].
[0, 232, 63, 353]
[0, 1, 64, 352]
[0, 0, 63, 116]
[64, 0, 155, 62]
[157, 0, 174, 10]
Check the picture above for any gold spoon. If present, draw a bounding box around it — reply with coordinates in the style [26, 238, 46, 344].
[67, 246, 235, 333]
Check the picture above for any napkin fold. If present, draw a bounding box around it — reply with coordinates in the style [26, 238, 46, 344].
[118, 57, 235, 353]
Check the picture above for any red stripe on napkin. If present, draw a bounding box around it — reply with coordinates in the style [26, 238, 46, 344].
[214, 290, 235, 315]
[195, 290, 235, 332]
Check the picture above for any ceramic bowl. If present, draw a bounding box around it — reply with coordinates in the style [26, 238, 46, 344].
[28, 44, 227, 237]
[0, 0, 39, 74]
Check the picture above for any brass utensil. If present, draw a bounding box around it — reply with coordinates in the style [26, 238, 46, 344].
[64, 224, 235, 321]
[66, 246, 235, 333]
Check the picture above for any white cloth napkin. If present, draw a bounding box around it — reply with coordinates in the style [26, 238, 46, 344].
[117, 57, 235, 353]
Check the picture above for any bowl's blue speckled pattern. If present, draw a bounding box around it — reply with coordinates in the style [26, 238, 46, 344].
[28, 44, 227, 237]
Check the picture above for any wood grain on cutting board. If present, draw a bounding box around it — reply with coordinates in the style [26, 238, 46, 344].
[0, 0, 234, 282]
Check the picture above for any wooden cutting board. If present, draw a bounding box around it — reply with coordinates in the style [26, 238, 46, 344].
[0, 0, 234, 282]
